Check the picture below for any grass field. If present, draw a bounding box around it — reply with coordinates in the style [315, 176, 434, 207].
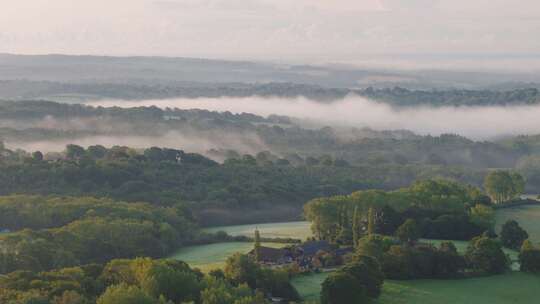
[203, 221, 312, 240]
[169, 242, 285, 272]
[496, 204, 540, 243]
[292, 272, 540, 303]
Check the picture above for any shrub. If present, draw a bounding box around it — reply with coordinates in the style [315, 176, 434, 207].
[500, 220, 529, 250]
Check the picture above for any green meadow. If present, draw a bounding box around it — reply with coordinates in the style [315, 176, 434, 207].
[292, 272, 540, 304]
[172, 205, 540, 301]
[496, 204, 540, 243]
[169, 242, 285, 272]
[203, 221, 312, 240]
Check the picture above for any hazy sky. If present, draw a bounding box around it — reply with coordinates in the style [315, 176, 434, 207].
[1, 0, 540, 66]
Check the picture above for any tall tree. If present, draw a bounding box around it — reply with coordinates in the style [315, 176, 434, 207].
[500, 220, 529, 250]
[484, 171, 525, 204]
[253, 229, 261, 262]
[367, 207, 375, 235]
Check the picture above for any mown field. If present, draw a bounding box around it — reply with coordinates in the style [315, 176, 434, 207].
[292, 272, 540, 304]
[496, 204, 540, 243]
[169, 242, 285, 272]
[203, 221, 312, 240]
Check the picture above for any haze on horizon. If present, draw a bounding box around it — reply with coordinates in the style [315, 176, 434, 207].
[1, 0, 540, 70]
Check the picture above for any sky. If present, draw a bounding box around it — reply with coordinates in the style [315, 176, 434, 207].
[1, 0, 540, 68]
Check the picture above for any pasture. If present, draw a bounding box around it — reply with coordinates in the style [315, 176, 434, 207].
[203, 221, 312, 240]
[292, 272, 540, 303]
[496, 204, 540, 243]
[169, 242, 284, 272]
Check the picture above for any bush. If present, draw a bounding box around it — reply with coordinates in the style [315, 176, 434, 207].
[519, 240, 540, 273]
[320, 272, 367, 304]
[343, 255, 384, 298]
[500, 220, 529, 250]
[465, 236, 509, 274]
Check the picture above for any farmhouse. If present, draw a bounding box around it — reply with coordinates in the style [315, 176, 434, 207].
[249, 246, 293, 265]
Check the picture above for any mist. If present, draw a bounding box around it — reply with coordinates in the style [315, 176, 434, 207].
[87, 95, 540, 140]
[4, 130, 269, 158]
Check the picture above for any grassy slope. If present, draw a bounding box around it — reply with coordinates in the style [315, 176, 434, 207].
[169, 242, 285, 272]
[203, 221, 312, 240]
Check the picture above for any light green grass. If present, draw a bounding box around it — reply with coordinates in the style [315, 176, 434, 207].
[292, 272, 540, 303]
[169, 242, 285, 272]
[203, 221, 312, 240]
[496, 204, 540, 244]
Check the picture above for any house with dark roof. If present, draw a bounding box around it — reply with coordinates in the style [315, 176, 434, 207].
[297, 240, 332, 256]
[249, 246, 293, 265]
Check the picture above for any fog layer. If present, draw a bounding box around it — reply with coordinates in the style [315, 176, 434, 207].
[88, 96, 540, 140]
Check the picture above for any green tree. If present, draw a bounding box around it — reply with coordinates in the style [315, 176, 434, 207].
[519, 240, 540, 273]
[253, 229, 261, 262]
[65, 144, 86, 160]
[367, 207, 375, 236]
[465, 236, 509, 274]
[469, 204, 495, 231]
[484, 171, 525, 204]
[500, 220, 529, 250]
[96, 284, 157, 304]
[352, 206, 361, 247]
[320, 272, 367, 304]
[223, 254, 259, 288]
[395, 219, 420, 244]
[343, 255, 384, 298]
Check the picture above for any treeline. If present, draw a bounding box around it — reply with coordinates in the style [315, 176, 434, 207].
[359, 87, 540, 107]
[0, 255, 299, 304]
[0, 144, 486, 226]
[2, 79, 540, 107]
[304, 179, 495, 243]
[0, 195, 196, 274]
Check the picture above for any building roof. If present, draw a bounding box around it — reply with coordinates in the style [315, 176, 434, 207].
[299, 240, 332, 256]
[250, 246, 289, 263]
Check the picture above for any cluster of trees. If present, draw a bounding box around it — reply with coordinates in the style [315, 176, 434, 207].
[354, 231, 508, 279]
[304, 180, 495, 245]
[0, 195, 196, 274]
[2, 144, 421, 226]
[321, 255, 384, 304]
[318, 224, 513, 302]
[484, 171, 525, 204]
[0, 256, 297, 304]
[359, 87, 540, 107]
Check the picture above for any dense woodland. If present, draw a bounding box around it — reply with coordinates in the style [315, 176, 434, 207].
[0, 255, 299, 304]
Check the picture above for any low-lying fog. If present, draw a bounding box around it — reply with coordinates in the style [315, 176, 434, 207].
[88, 95, 540, 140]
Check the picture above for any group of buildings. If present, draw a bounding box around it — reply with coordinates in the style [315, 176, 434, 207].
[249, 239, 353, 270]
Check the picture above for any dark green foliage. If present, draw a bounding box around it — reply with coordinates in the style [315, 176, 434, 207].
[422, 214, 484, 240]
[305, 180, 492, 244]
[465, 236, 510, 274]
[343, 255, 384, 298]
[96, 284, 157, 304]
[0, 195, 195, 274]
[500, 220, 529, 250]
[396, 219, 420, 244]
[320, 272, 367, 304]
[381, 243, 465, 280]
[519, 240, 540, 273]
[0, 257, 272, 304]
[355, 234, 395, 261]
[223, 253, 300, 301]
